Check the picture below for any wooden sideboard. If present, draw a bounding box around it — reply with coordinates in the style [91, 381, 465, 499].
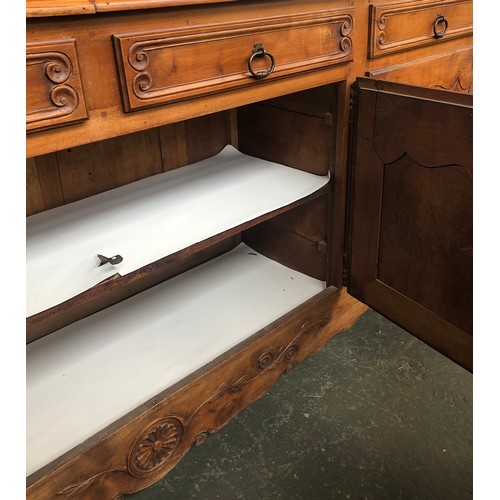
[26, 0, 472, 497]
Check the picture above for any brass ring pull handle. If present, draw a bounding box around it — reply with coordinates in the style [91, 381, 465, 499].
[248, 43, 275, 80]
[433, 14, 448, 39]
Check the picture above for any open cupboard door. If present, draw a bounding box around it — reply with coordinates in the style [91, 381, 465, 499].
[346, 77, 472, 371]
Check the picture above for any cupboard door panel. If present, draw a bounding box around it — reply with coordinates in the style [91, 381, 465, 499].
[347, 78, 472, 371]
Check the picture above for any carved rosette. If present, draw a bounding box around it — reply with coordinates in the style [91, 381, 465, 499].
[128, 417, 184, 478]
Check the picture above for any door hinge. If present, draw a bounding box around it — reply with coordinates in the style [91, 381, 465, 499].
[342, 81, 360, 287]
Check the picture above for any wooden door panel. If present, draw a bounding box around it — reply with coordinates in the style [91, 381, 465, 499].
[347, 77, 472, 371]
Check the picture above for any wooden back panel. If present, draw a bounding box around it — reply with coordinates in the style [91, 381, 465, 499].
[27, 112, 229, 216]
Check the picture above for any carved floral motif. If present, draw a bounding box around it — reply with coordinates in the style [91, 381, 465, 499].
[55, 314, 330, 496]
[128, 417, 184, 478]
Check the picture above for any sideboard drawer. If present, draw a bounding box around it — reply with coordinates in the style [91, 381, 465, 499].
[26, 39, 88, 132]
[369, 0, 472, 58]
[113, 9, 354, 112]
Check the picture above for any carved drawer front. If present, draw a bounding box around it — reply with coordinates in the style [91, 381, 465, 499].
[113, 9, 353, 112]
[369, 0, 472, 58]
[26, 39, 88, 133]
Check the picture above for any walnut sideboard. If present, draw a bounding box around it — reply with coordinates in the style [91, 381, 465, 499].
[26, 0, 472, 497]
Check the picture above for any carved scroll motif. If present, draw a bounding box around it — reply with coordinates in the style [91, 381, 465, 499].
[26, 41, 88, 131]
[339, 16, 353, 55]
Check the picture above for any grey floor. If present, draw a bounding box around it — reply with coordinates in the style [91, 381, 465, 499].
[126, 309, 472, 500]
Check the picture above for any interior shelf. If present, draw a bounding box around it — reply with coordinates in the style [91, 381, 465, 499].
[26, 243, 326, 476]
[26, 145, 329, 318]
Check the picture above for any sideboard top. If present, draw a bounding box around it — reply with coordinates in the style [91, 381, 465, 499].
[26, 0, 238, 17]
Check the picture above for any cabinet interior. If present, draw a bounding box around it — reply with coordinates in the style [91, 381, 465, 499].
[26, 83, 340, 477]
[26, 83, 339, 342]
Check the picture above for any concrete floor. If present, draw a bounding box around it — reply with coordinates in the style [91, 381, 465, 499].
[126, 309, 472, 500]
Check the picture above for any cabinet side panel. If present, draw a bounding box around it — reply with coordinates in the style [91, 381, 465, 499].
[243, 196, 328, 281]
[237, 89, 336, 176]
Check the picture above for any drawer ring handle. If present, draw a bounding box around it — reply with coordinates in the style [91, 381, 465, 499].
[433, 14, 448, 39]
[248, 43, 275, 80]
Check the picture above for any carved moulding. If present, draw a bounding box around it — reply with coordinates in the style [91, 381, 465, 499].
[26, 40, 88, 132]
[369, 0, 472, 58]
[433, 75, 471, 93]
[367, 46, 472, 93]
[28, 289, 339, 499]
[113, 9, 353, 111]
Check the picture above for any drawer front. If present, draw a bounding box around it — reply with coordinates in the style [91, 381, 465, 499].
[113, 9, 354, 112]
[26, 40, 88, 132]
[369, 0, 472, 58]
[368, 46, 472, 92]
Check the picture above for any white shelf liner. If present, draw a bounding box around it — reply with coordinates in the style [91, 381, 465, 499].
[26, 145, 329, 317]
[26, 243, 325, 476]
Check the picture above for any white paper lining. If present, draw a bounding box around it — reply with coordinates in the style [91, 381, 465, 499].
[26, 145, 329, 317]
[26, 243, 325, 476]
